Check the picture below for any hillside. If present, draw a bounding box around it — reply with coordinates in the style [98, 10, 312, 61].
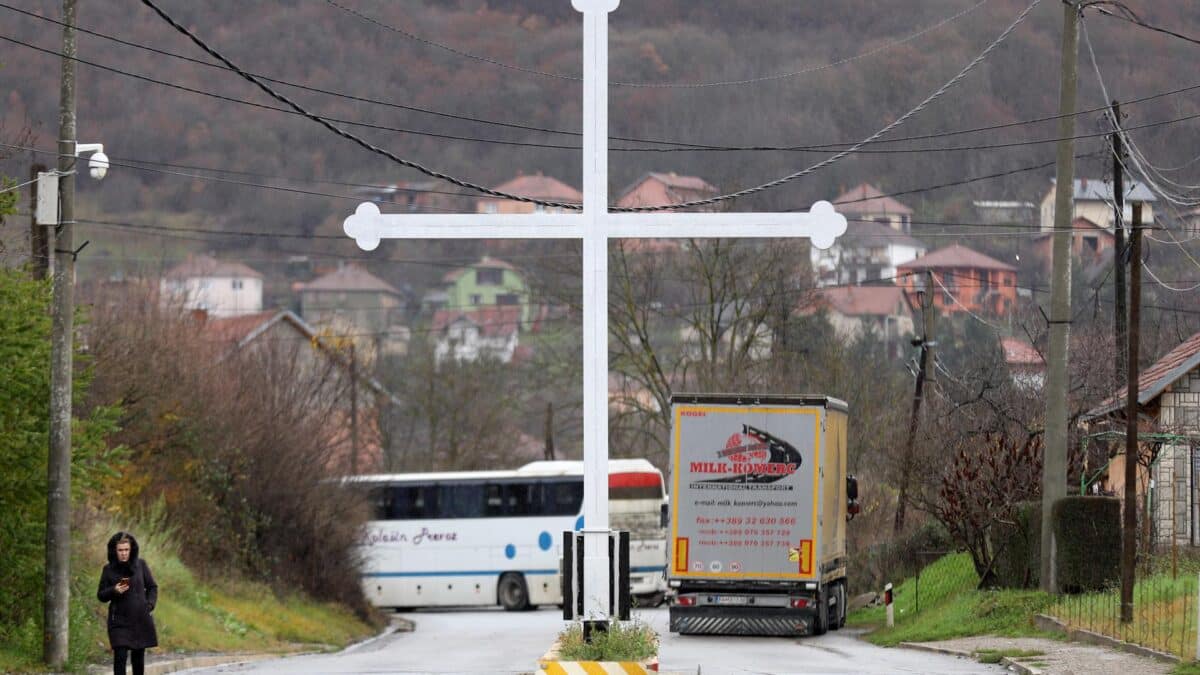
[2, 0, 1198, 261]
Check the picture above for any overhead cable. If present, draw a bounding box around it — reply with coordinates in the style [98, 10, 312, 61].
[612, 0, 1044, 212]
[137, 0, 583, 209]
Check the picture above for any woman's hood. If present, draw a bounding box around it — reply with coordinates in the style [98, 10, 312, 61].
[106, 531, 140, 567]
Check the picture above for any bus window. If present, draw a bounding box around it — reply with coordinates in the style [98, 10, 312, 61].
[367, 487, 391, 520]
[503, 482, 538, 516]
[384, 485, 439, 520]
[543, 480, 584, 516]
[439, 483, 484, 518]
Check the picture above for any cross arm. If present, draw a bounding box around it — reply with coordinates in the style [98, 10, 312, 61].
[605, 201, 848, 250]
[343, 202, 586, 249]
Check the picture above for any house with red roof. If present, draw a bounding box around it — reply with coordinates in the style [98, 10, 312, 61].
[612, 171, 720, 253]
[160, 254, 263, 318]
[1086, 330, 1200, 546]
[833, 183, 915, 234]
[615, 171, 719, 211]
[431, 305, 523, 364]
[477, 172, 582, 214]
[897, 244, 1019, 317]
[807, 286, 913, 354]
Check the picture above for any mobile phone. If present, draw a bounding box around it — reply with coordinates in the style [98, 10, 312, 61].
[118, 577, 130, 585]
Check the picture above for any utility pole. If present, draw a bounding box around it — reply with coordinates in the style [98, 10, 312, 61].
[894, 270, 935, 533]
[349, 342, 359, 474]
[1120, 203, 1143, 623]
[45, 0, 76, 666]
[1111, 101, 1127, 381]
[1041, 0, 1080, 595]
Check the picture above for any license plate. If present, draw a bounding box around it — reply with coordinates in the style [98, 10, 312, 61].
[715, 595, 749, 605]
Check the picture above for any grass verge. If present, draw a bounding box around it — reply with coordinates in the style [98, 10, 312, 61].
[850, 552, 1056, 646]
[554, 620, 658, 661]
[0, 508, 380, 673]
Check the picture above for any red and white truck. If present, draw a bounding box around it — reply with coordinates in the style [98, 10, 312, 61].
[667, 394, 858, 636]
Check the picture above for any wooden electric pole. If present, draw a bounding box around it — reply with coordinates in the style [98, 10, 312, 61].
[1112, 101, 1127, 381]
[544, 402, 556, 461]
[45, 0, 76, 666]
[349, 342, 359, 474]
[1041, 0, 1080, 595]
[894, 270, 935, 533]
[1120, 203, 1143, 624]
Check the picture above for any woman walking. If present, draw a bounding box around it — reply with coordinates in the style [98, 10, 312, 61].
[97, 532, 158, 675]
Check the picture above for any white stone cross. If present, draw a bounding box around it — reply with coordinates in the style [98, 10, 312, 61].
[343, 0, 846, 623]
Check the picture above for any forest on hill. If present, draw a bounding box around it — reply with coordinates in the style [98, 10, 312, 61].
[2, 0, 1199, 252]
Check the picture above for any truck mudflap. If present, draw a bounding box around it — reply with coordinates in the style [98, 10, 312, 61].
[669, 605, 812, 636]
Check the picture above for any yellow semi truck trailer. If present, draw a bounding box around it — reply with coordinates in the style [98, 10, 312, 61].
[667, 394, 858, 636]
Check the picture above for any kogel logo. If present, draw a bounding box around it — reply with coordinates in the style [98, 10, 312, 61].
[691, 425, 802, 485]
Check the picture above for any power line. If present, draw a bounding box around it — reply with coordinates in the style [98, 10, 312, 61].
[0, 1, 584, 140]
[8, 26, 1200, 159]
[612, 0, 1043, 212]
[1092, 3, 1200, 49]
[6, 140, 1105, 228]
[136, 0, 582, 209]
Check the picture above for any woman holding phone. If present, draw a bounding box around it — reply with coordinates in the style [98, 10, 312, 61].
[97, 532, 158, 675]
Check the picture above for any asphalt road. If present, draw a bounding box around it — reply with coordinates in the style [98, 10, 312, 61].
[181, 607, 1004, 675]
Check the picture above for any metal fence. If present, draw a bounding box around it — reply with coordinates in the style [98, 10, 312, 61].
[875, 550, 979, 623]
[1048, 572, 1198, 660]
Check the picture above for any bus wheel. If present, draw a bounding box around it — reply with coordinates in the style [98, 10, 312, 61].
[498, 573, 530, 611]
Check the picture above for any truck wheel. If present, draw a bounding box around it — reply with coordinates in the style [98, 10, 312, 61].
[812, 587, 829, 636]
[830, 583, 847, 630]
[498, 573, 530, 611]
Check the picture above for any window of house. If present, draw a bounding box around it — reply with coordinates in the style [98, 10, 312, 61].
[470, 294, 482, 305]
[232, 279, 243, 290]
[1083, 236, 1099, 253]
[496, 293, 519, 305]
[476, 267, 503, 285]
[1180, 407, 1200, 429]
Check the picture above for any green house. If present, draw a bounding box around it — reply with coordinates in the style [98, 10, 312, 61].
[439, 257, 532, 325]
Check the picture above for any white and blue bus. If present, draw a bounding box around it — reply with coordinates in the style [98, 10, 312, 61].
[351, 459, 668, 611]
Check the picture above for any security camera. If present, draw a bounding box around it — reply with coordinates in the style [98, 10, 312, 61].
[88, 151, 109, 180]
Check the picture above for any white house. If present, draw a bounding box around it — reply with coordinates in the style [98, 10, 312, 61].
[431, 305, 521, 364]
[161, 254, 263, 318]
[811, 220, 927, 287]
[1039, 178, 1156, 232]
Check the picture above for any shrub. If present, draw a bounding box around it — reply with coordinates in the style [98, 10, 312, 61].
[992, 501, 1040, 589]
[555, 620, 657, 661]
[1052, 496, 1120, 593]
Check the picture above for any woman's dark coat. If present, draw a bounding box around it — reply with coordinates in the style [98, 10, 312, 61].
[96, 532, 158, 649]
